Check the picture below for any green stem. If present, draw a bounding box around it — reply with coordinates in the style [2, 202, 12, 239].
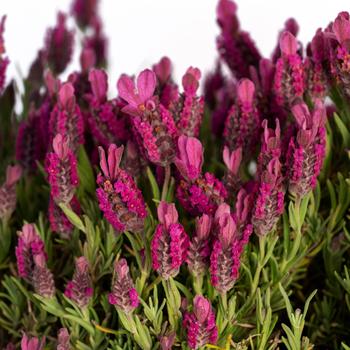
[193, 274, 203, 295]
[251, 235, 266, 296]
[161, 165, 171, 201]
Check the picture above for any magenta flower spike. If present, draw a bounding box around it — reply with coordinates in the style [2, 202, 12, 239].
[175, 136, 227, 216]
[252, 158, 285, 236]
[57, 328, 70, 350]
[64, 256, 93, 308]
[216, 0, 261, 79]
[71, 0, 98, 29]
[32, 253, 56, 298]
[44, 12, 74, 75]
[273, 31, 305, 109]
[223, 146, 242, 199]
[187, 214, 212, 276]
[0, 16, 9, 93]
[183, 295, 218, 349]
[45, 134, 79, 205]
[49, 83, 84, 153]
[210, 204, 251, 292]
[151, 201, 189, 279]
[87, 69, 127, 148]
[223, 78, 260, 156]
[15, 224, 47, 282]
[117, 69, 177, 166]
[96, 144, 147, 233]
[287, 100, 327, 197]
[171, 67, 204, 137]
[108, 258, 139, 313]
[0, 165, 22, 221]
[20, 334, 46, 350]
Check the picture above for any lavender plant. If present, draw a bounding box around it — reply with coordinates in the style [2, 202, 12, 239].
[1, 0, 350, 349]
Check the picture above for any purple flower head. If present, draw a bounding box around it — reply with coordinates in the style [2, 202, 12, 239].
[49, 83, 84, 153]
[0, 165, 22, 221]
[0, 16, 9, 93]
[187, 214, 212, 276]
[108, 258, 139, 313]
[151, 201, 189, 279]
[15, 223, 47, 283]
[333, 12, 350, 48]
[252, 158, 285, 236]
[273, 31, 305, 109]
[175, 135, 203, 181]
[71, 0, 98, 29]
[117, 69, 177, 166]
[21, 334, 45, 350]
[80, 47, 96, 72]
[96, 144, 147, 233]
[183, 295, 218, 349]
[45, 133, 79, 205]
[65, 256, 93, 308]
[224, 78, 260, 155]
[33, 253, 55, 298]
[57, 328, 70, 350]
[287, 100, 326, 197]
[44, 12, 74, 75]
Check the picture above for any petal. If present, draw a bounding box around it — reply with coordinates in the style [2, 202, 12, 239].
[137, 69, 156, 103]
[279, 31, 297, 56]
[89, 68, 108, 103]
[237, 78, 255, 104]
[333, 12, 350, 45]
[98, 146, 109, 178]
[117, 74, 139, 106]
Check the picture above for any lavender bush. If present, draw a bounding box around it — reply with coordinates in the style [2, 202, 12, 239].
[1, 0, 350, 349]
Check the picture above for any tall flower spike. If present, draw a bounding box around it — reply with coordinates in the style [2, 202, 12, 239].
[88, 69, 127, 148]
[15, 223, 47, 282]
[223, 79, 260, 156]
[223, 146, 242, 200]
[108, 258, 139, 313]
[65, 256, 93, 308]
[273, 31, 305, 109]
[151, 201, 189, 279]
[287, 100, 326, 197]
[57, 328, 70, 350]
[0, 165, 22, 221]
[216, 0, 261, 79]
[171, 67, 204, 137]
[71, 0, 98, 30]
[210, 204, 251, 293]
[117, 69, 177, 166]
[20, 334, 46, 350]
[187, 214, 212, 276]
[45, 134, 79, 205]
[0, 16, 9, 93]
[183, 295, 218, 349]
[44, 12, 74, 75]
[252, 158, 285, 236]
[96, 144, 147, 233]
[175, 136, 227, 216]
[49, 83, 84, 153]
[32, 253, 55, 298]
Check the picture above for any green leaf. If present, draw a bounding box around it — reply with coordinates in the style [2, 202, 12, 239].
[334, 112, 350, 147]
[146, 167, 160, 201]
[59, 203, 86, 233]
[77, 146, 96, 195]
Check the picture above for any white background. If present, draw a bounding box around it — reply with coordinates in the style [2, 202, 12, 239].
[2, 0, 349, 89]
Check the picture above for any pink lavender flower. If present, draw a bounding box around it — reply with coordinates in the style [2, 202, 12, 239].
[117, 69, 177, 166]
[44, 12, 74, 75]
[210, 204, 252, 292]
[273, 31, 305, 109]
[32, 253, 55, 298]
[252, 158, 285, 236]
[175, 136, 227, 216]
[216, 0, 261, 79]
[49, 83, 84, 153]
[45, 134, 79, 205]
[15, 224, 47, 282]
[108, 258, 139, 313]
[71, 0, 98, 29]
[223, 146, 242, 200]
[171, 67, 204, 137]
[0, 165, 22, 221]
[87, 69, 128, 147]
[153, 56, 179, 108]
[183, 295, 218, 349]
[65, 256, 93, 308]
[96, 144, 147, 233]
[223, 79, 260, 155]
[57, 328, 70, 350]
[187, 214, 212, 276]
[0, 16, 9, 93]
[151, 201, 189, 279]
[287, 100, 327, 197]
[20, 334, 45, 350]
